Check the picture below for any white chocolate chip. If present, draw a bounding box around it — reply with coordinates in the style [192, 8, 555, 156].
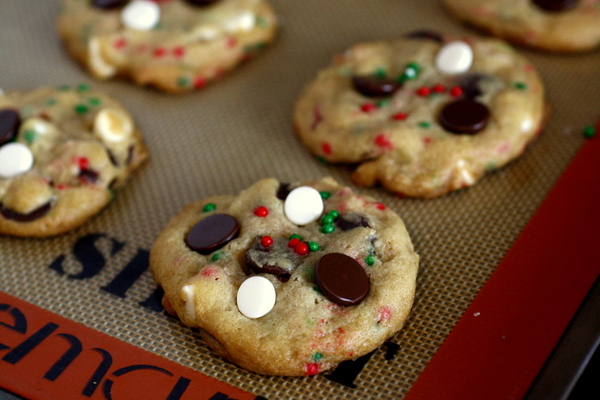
[223, 11, 256, 33]
[236, 276, 276, 319]
[88, 38, 117, 78]
[94, 108, 133, 143]
[284, 186, 324, 225]
[121, 0, 160, 31]
[435, 41, 473, 75]
[0, 143, 34, 179]
[181, 285, 196, 321]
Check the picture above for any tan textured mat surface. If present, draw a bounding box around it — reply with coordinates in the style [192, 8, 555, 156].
[1, 1, 599, 399]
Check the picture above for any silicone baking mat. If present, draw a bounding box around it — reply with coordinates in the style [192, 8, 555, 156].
[1, 1, 599, 399]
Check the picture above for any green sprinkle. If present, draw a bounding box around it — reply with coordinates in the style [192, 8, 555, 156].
[321, 224, 335, 234]
[321, 214, 334, 225]
[418, 121, 431, 128]
[583, 125, 596, 139]
[290, 233, 302, 240]
[77, 83, 90, 92]
[312, 352, 323, 362]
[320, 191, 331, 199]
[256, 16, 269, 28]
[308, 241, 320, 252]
[88, 97, 101, 106]
[365, 255, 375, 266]
[312, 285, 322, 295]
[373, 68, 387, 79]
[202, 203, 216, 212]
[45, 98, 57, 107]
[23, 130, 37, 144]
[211, 252, 222, 262]
[376, 98, 390, 108]
[327, 210, 339, 220]
[513, 82, 527, 90]
[177, 76, 191, 87]
[74, 104, 89, 114]
[58, 85, 70, 91]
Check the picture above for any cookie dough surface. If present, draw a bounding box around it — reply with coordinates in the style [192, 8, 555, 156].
[57, 0, 278, 93]
[442, 0, 600, 52]
[293, 33, 546, 198]
[0, 85, 148, 237]
[150, 177, 419, 376]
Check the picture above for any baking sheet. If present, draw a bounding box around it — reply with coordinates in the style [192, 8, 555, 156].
[1, 1, 599, 399]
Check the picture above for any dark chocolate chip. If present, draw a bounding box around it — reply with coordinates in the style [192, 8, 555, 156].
[405, 30, 444, 43]
[438, 99, 490, 134]
[456, 73, 486, 98]
[185, 214, 240, 255]
[185, 0, 220, 6]
[315, 253, 369, 306]
[277, 183, 291, 200]
[352, 75, 401, 98]
[126, 144, 134, 166]
[106, 149, 119, 167]
[91, 0, 127, 9]
[336, 213, 370, 231]
[0, 109, 20, 146]
[531, 0, 578, 12]
[244, 236, 301, 281]
[79, 169, 100, 185]
[0, 202, 52, 222]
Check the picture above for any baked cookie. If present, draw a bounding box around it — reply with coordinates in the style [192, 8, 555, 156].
[442, 0, 600, 52]
[150, 177, 419, 376]
[57, 0, 278, 93]
[0, 84, 148, 237]
[293, 32, 546, 198]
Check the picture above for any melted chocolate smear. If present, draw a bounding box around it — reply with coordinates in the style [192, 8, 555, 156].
[185, 0, 220, 6]
[0, 202, 52, 222]
[277, 183, 292, 200]
[352, 75, 401, 98]
[531, 0, 578, 12]
[79, 169, 100, 185]
[438, 99, 490, 134]
[107, 149, 119, 167]
[185, 214, 240, 255]
[244, 236, 303, 281]
[0, 109, 20, 146]
[91, 0, 127, 9]
[405, 30, 444, 43]
[336, 213, 370, 231]
[456, 73, 487, 98]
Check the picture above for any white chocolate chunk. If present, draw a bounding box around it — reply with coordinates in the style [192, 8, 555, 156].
[88, 38, 117, 78]
[121, 0, 160, 31]
[236, 276, 276, 319]
[94, 108, 133, 143]
[223, 11, 256, 33]
[284, 186, 324, 225]
[435, 41, 473, 75]
[0, 143, 34, 178]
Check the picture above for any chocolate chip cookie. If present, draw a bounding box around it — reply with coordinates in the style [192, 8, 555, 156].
[442, 0, 600, 52]
[293, 32, 546, 198]
[150, 177, 419, 376]
[57, 0, 278, 93]
[0, 84, 148, 237]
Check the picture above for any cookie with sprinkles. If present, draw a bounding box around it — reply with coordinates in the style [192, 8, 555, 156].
[150, 177, 419, 376]
[57, 0, 278, 93]
[442, 0, 600, 52]
[0, 85, 148, 237]
[293, 32, 546, 198]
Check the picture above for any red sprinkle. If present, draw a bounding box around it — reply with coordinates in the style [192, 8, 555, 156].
[377, 306, 392, 323]
[288, 238, 301, 248]
[423, 137, 432, 144]
[227, 37, 237, 48]
[375, 202, 386, 210]
[416, 86, 431, 97]
[450, 86, 463, 97]
[153, 47, 167, 58]
[254, 206, 269, 217]
[294, 243, 309, 255]
[193, 77, 207, 89]
[77, 157, 89, 170]
[305, 363, 320, 376]
[172, 46, 186, 58]
[433, 84, 445, 93]
[322, 142, 332, 155]
[374, 133, 393, 150]
[261, 236, 273, 247]
[113, 37, 127, 49]
[57, 183, 67, 190]
[360, 103, 377, 113]
[391, 112, 408, 121]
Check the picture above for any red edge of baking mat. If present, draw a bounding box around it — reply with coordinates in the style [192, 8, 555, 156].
[0, 292, 263, 400]
[405, 128, 600, 400]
